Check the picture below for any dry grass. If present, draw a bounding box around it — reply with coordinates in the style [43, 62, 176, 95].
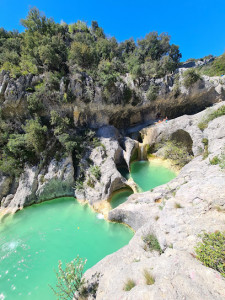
[123, 279, 136, 291]
[143, 269, 155, 285]
[174, 202, 183, 209]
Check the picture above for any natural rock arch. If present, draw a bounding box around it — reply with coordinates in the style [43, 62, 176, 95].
[170, 129, 193, 154]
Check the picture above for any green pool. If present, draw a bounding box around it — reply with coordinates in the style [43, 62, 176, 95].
[112, 160, 176, 207]
[130, 160, 176, 192]
[0, 197, 133, 300]
[110, 189, 133, 209]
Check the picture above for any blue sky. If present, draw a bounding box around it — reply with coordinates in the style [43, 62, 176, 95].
[1, 0, 225, 61]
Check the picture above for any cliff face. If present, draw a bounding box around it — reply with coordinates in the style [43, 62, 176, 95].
[0, 62, 225, 129]
[0, 156, 74, 213]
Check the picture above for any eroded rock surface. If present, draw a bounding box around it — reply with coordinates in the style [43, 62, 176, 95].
[75, 138, 129, 205]
[0, 155, 74, 212]
[85, 102, 225, 300]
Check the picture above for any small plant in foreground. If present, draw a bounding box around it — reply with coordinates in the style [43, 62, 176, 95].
[202, 138, 209, 159]
[195, 231, 225, 278]
[143, 269, 155, 285]
[50, 256, 87, 299]
[219, 149, 225, 169]
[198, 122, 207, 131]
[214, 205, 225, 212]
[143, 234, 162, 254]
[210, 156, 220, 165]
[174, 202, 183, 209]
[123, 278, 136, 291]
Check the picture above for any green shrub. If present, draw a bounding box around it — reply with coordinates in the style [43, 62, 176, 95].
[163, 140, 193, 167]
[27, 90, 44, 113]
[50, 256, 87, 299]
[0, 152, 24, 177]
[75, 180, 84, 191]
[201, 138, 209, 159]
[198, 122, 207, 131]
[143, 234, 162, 254]
[210, 156, 220, 165]
[87, 177, 95, 188]
[146, 84, 159, 101]
[219, 150, 225, 169]
[198, 106, 225, 131]
[23, 118, 47, 154]
[58, 133, 77, 154]
[195, 231, 225, 277]
[50, 110, 70, 135]
[198, 53, 225, 77]
[143, 269, 155, 285]
[202, 138, 208, 146]
[183, 69, 201, 88]
[123, 279, 136, 291]
[89, 165, 101, 180]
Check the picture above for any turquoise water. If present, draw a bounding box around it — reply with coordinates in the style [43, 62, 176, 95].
[111, 160, 176, 208]
[130, 160, 176, 192]
[110, 189, 133, 209]
[0, 197, 133, 300]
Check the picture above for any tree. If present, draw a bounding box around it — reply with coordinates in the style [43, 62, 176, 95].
[97, 60, 119, 90]
[50, 110, 70, 135]
[138, 32, 170, 62]
[23, 118, 47, 154]
[20, 7, 56, 35]
[69, 41, 95, 69]
[20, 8, 67, 73]
[119, 38, 136, 59]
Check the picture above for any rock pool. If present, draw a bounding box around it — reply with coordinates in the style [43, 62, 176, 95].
[0, 197, 133, 300]
[130, 160, 176, 192]
[111, 160, 176, 208]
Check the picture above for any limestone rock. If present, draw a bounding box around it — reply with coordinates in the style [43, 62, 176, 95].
[36, 156, 75, 202]
[0, 173, 12, 203]
[0, 156, 75, 210]
[75, 138, 128, 204]
[85, 103, 225, 299]
[4, 165, 38, 210]
[123, 137, 139, 168]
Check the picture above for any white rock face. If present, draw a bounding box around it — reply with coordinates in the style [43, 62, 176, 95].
[0, 155, 75, 210]
[75, 138, 128, 204]
[36, 156, 74, 202]
[141, 101, 225, 156]
[123, 137, 139, 168]
[4, 165, 38, 210]
[85, 102, 225, 300]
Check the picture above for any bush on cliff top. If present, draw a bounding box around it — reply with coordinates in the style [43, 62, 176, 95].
[198, 105, 225, 131]
[0, 7, 181, 81]
[198, 53, 225, 77]
[183, 69, 201, 88]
